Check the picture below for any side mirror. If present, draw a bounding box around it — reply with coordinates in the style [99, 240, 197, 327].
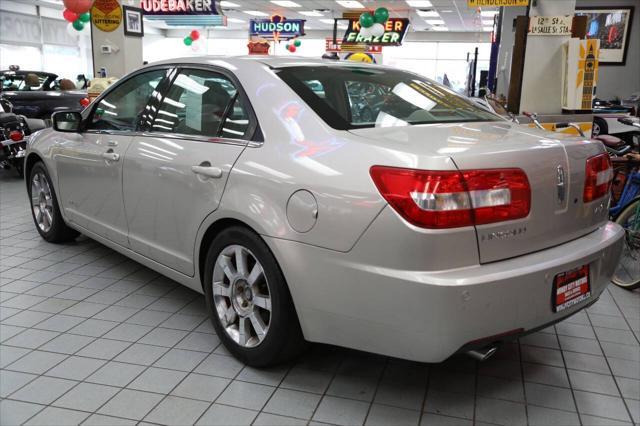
[52, 111, 82, 133]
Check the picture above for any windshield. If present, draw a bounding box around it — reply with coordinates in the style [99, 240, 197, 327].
[276, 65, 500, 130]
[1, 73, 49, 91]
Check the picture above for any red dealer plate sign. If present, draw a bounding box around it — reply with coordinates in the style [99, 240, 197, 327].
[552, 265, 591, 312]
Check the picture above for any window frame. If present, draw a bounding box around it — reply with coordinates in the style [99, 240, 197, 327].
[142, 64, 261, 146]
[81, 65, 176, 135]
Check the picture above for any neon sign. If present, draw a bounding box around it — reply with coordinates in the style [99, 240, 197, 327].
[249, 15, 305, 41]
[343, 18, 409, 45]
[140, 0, 220, 14]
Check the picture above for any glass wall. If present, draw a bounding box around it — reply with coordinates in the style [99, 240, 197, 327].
[143, 36, 490, 95]
[384, 42, 491, 93]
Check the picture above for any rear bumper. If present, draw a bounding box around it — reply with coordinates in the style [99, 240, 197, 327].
[267, 221, 624, 363]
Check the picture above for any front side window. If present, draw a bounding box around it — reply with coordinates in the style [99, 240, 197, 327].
[276, 66, 500, 129]
[151, 69, 250, 139]
[88, 69, 167, 132]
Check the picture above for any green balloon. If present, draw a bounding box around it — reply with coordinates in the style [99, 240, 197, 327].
[294, 39, 301, 47]
[184, 36, 193, 46]
[359, 12, 374, 28]
[374, 7, 389, 24]
[285, 44, 290, 49]
[79, 12, 90, 23]
[72, 19, 84, 31]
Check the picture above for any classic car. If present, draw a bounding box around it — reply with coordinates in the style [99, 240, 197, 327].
[25, 57, 624, 366]
[0, 68, 87, 120]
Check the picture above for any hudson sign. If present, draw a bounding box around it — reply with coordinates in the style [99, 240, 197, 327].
[249, 16, 305, 41]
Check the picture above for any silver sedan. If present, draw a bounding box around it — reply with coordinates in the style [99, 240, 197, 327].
[25, 57, 624, 366]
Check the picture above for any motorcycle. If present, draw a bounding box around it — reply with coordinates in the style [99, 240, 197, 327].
[0, 95, 46, 178]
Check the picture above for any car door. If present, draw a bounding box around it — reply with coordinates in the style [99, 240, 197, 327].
[123, 67, 257, 276]
[55, 68, 171, 246]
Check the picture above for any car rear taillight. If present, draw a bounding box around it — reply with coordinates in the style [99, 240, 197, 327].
[9, 130, 23, 142]
[370, 166, 531, 229]
[583, 153, 613, 203]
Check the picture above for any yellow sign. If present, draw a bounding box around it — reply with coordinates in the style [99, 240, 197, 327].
[92, 0, 122, 33]
[468, 0, 529, 6]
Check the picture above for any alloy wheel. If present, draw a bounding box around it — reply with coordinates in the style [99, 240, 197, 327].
[212, 244, 272, 348]
[31, 171, 54, 233]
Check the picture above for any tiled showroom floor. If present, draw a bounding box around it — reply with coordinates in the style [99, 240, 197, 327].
[1, 170, 639, 426]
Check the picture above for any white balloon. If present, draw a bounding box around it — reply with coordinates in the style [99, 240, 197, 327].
[371, 23, 385, 37]
[66, 22, 78, 37]
[191, 40, 201, 52]
[359, 26, 372, 38]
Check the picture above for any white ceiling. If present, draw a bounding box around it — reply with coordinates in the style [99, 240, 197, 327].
[30, 0, 497, 33]
[217, 0, 497, 32]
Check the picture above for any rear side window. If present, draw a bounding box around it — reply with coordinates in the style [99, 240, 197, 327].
[88, 69, 167, 132]
[151, 69, 250, 140]
[276, 66, 499, 130]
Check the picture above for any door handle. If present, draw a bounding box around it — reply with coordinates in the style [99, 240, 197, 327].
[102, 152, 120, 162]
[191, 165, 223, 179]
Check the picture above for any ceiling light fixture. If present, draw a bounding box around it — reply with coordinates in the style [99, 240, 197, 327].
[243, 10, 269, 16]
[406, 0, 433, 6]
[417, 10, 439, 17]
[335, 1, 365, 9]
[227, 18, 245, 23]
[425, 19, 445, 25]
[270, 1, 301, 7]
[220, 1, 240, 7]
[299, 11, 324, 16]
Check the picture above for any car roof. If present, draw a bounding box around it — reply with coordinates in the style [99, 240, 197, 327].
[146, 55, 391, 72]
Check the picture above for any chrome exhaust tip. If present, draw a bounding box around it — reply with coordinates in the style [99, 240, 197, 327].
[466, 346, 498, 362]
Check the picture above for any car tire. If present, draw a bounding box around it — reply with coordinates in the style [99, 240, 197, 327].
[204, 226, 306, 367]
[593, 117, 608, 136]
[28, 161, 79, 243]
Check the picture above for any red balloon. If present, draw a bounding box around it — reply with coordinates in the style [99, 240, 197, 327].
[63, 9, 79, 22]
[288, 45, 296, 53]
[80, 97, 90, 108]
[63, 0, 93, 14]
[190, 30, 200, 41]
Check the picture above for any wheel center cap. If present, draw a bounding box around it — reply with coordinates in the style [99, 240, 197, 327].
[232, 279, 253, 315]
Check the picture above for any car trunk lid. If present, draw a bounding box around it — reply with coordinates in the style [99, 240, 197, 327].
[350, 121, 610, 263]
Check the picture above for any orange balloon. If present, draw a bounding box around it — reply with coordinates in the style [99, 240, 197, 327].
[63, 0, 94, 14]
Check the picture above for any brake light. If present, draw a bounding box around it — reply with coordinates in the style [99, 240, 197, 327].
[9, 130, 23, 142]
[370, 166, 530, 229]
[583, 153, 612, 203]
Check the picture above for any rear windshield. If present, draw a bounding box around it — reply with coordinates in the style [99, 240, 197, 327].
[276, 66, 500, 130]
